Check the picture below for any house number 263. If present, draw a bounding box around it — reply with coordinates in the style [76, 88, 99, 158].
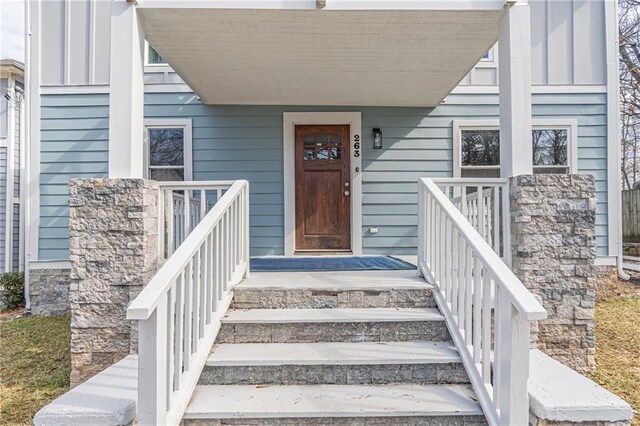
[353, 135, 360, 157]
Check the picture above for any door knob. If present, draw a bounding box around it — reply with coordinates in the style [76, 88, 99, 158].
[345, 182, 350, 187]
[344, 190, 350, 196]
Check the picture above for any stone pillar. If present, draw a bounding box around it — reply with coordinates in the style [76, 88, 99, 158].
[68, 178, 158, 386]
[510, 174, 597, 373]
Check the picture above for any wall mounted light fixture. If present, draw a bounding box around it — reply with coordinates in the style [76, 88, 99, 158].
[373, 128, 383, 150]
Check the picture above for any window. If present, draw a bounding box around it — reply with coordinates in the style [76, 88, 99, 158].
[532, 129, 569, 174]
[460, 129, 501, 178]
[145, 42, 167, 65]
[144, 119, 192, 181]
[454, 120, 577, 178]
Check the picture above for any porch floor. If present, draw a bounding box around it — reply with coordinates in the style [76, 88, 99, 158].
[237, 268, 423, 292]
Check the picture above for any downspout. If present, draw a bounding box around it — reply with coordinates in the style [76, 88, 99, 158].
[23, 0, 32, 311]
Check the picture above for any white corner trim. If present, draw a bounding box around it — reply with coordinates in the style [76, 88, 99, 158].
[144, 118, 193, 181]
[29, 260, 71, 270]
[452, 118, 579, 177]
[283, 112, 362, 256]
[604, 0, 622, 259]
[26, 0, 42, 269]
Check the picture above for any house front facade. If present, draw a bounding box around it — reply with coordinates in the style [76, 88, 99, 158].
[26, 0, 623, 314]
[25, 1, 637, 425]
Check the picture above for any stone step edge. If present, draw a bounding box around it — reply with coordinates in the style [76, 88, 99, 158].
[183, 384, 483, 419]
[206, 341, 461, 367]
[221, 308, 445, 324]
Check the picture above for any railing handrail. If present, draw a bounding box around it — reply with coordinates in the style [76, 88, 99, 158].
[157, 180, 236, 190]
[431, 178, 509, 185]
[420, 178, 546, 320]
[127, 180, 247, 321]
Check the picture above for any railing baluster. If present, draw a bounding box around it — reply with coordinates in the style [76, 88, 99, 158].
[166, 284, 175, 409]
[184, 190, 191, 237]
[183, 260, 192, 371]
[174, 272, 184, 390]
[473, 254, 482, 363]
[465, 243, 473, 343]
[493, 187, 500, 255]
[167, 191, 175, 257]
[451, 229, 459, 316]
[481, 271, 492, 383]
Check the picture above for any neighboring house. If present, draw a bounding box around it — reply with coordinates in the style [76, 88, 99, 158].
[28, 1, 634, 426]
[0, 59, 24, 274]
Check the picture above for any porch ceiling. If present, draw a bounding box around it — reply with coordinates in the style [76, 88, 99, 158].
[140, 6, 505, 106]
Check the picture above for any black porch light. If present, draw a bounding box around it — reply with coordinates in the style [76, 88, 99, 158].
[372, 128, 383, 150]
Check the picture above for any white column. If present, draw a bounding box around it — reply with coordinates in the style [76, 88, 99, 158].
[499, 1, 532, 177]
[108, 0, 145, 178]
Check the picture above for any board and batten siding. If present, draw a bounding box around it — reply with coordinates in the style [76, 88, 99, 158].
[39, 94, 109, 260]
[38, 0, 607, 89]
[38, 91, 609, 260]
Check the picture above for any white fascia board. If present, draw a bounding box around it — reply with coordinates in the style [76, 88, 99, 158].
[137, 0, 508, 11]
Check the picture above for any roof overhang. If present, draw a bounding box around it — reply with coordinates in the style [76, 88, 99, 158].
[139, 1, 508, 106]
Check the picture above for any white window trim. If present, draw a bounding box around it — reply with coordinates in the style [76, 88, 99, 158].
[283, 112, 362, 256]
[453, 119, 578, 178]
[144, 119, 193, 181]
[476, 45, 498, 69]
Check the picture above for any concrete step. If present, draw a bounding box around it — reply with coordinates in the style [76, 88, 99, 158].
[216, 308, 450, 344]
[232, 271, 435, 309]
[182, 384, 485, 425]
[199, 341, 469, 385]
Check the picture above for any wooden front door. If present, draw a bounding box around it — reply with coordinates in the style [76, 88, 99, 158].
[295, 125, 351, 251]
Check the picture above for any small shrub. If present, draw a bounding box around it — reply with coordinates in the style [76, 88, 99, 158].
[1, 272, 25, 311]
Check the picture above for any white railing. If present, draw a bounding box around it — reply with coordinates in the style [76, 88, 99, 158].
[417, 178, 546, 426]
[157, 181, 233, 261]
[432, 178, 511, 265]
[128, 180, 250, 425]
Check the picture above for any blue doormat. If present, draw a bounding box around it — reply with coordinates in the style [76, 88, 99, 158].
[250, 256, 416, 272]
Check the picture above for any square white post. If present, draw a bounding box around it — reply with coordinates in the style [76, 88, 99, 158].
[108, 0, 146, 178]
[499, 1, 533, 177]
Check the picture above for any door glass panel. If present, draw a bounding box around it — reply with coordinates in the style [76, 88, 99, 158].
[303, 132, 342, 161]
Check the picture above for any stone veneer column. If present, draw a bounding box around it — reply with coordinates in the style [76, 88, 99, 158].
[68, 178, 158, 386]
[509, 174, 597, 373]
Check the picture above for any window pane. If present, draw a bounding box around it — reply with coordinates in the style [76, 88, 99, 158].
[150, 168, 184, 181]
[461, 130, 500, 166]
[147, 45, 166, 64]
[532, 129, 568, 166]
[149, 128, 184, 166]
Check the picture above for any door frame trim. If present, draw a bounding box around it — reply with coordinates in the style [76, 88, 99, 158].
[283, 112, 362, 256]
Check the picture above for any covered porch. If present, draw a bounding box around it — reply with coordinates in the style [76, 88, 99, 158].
[93, 1, 545, 425]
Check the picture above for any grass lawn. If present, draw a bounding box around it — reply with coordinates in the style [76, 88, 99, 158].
[0, 316, 70, 425]
[590, 275, 640, 426]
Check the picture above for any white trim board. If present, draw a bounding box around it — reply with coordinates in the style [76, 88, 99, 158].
[604, 0, 622, 259]
[282, 112, 362, 256]
[40, 84, 194, 95]
[452, 118, 579, 177]
[29, 260, 71, 270]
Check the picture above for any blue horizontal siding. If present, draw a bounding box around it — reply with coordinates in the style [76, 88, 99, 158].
[0, 148, 7, 270]
[39, 94, 109, 260]
[38, 91, 610, 260]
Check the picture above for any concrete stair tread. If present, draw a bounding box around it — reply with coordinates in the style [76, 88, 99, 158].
[207, 341, 461, 366]
[222, 308, 444, 324]
[183, 384, 483, 419]
[236, 270, 430, 291]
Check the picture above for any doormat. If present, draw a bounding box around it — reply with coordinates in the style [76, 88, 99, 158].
[250, 256, 416, 272]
